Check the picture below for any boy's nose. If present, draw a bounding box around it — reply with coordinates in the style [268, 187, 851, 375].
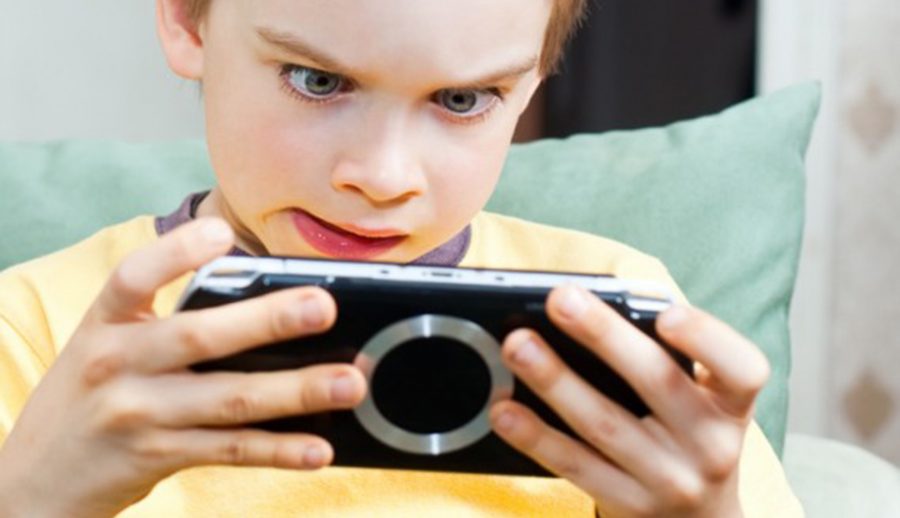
[330, 117, 427, 205]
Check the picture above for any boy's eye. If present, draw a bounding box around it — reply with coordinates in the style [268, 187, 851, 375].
[436, 89, 497, 116]
[283, 65, 347, 99]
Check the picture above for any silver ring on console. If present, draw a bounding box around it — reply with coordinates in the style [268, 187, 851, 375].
[352, 314, 514, 455]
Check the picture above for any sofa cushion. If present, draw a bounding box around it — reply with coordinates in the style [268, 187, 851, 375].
[488, 83, 820, 455]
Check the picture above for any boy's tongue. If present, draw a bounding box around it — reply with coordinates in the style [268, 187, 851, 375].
[291, 210, 407, 260]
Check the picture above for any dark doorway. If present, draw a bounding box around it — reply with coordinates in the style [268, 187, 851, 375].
[515, 0, 758, 141]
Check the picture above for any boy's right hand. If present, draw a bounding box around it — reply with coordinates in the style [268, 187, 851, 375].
[0, 218, 367, 518]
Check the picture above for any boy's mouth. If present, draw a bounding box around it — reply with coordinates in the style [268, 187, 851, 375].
[290, 209, 408, 260]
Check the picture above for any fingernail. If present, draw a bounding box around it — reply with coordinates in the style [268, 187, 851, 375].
[558, 286, 588, 318]
[303, 444, 328, 468]
[511, 337, 544, 367]
[300, 296, 325, 328]
[495, 410, 517, 433]
[331, 374, 359, 404]
[659, 305, 688, 330]
[202, 219, 233, 246]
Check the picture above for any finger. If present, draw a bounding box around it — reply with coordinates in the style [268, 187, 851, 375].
[151, 366, 366, 428]
[656, 305, 770, 418]
[490, 400, 653, 514]
[149, 428, 334, 472]
[132, 286, 335, 373]
[544, 285, 705, 428]
[501, 328, 675, 486]
[94, 218, 234, 323]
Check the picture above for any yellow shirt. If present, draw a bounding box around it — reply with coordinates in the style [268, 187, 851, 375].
[0, 212, 803, 517]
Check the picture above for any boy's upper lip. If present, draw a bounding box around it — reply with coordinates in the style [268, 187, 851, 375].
[291, 209, 409, 239]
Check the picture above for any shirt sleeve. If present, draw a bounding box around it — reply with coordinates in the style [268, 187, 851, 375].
[739, 421, 805, 517]
[0, 315, 47, 446]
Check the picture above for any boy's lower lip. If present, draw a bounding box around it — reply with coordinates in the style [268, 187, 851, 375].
[290, 210, 408, 260]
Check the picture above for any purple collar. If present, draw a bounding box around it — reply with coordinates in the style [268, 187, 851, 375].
[155, 192, 471, 266]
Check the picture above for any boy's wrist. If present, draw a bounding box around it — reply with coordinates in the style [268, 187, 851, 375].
[0, 466, 34, 518]
[0, 461, 25, 518]
[0, 446, 71, 518]
[0, 448, 13, 517]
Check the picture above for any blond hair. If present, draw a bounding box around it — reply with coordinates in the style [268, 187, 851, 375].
[184, 0, 587, 75]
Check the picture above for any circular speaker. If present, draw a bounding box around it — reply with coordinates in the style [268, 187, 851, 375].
[353, 315, 514, 455]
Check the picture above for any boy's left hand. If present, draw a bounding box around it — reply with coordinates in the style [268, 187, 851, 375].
[490, 285, 770, 518]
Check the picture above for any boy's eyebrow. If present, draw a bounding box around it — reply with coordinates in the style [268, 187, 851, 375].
[452, 57, 539, 90]
[256, 26, 538, 88]
[257, 27, 350, 74]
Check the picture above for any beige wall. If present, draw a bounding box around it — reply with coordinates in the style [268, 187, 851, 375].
[831, 0, 900, 463]
[763, 0, 899, 465]
[760, 0, 843, 441]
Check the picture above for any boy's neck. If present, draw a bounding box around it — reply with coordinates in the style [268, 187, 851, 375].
[195, 188, 269, 256]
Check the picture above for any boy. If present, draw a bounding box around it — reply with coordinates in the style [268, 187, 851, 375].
[0, 0, 802, 516]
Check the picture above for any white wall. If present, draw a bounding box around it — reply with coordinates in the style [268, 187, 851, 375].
[0, 0, 204, 141]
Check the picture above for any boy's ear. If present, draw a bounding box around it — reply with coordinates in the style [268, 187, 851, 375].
[156, 0, 204, 80]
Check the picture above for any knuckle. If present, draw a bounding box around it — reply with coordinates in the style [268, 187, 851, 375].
[663, 306, 705, 343]
[97, 392, 151, 432]
[108, 262, 144, 302]
[130, 433, 175, 468]
[553, 455, 584, 481]
[527, 356, 564, 391]
[502, 409, 542, 452]
[265, 292, 325, 339]
[298, 377, 330, 412]
[269, 303, 302, 339]
[270, 440, 303, 469]
[732, 372, 768, 407]
[743, 353, 771, 393]
[685, 305, 709, 327]
[628, 498, 658, 518]
[220, 432, 254, 465]
[630, 504, 657, 518]
[218, 392, 261, 424]
[169, 231, 202, 266]
[81, 347, 127, 388]
[646, 362, 687, 395]
[583, 305, 619, 345]
[581, 415, 619, 448]
[661, 472, 705, 510]
[700, 434, 742, 483]
[176, 325, 216, 360]
[702, 453, 740, 484]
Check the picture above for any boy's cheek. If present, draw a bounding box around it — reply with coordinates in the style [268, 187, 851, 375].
[209, 109, 328, 187]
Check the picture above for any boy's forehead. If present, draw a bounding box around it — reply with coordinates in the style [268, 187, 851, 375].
[233, 0, 551, 85]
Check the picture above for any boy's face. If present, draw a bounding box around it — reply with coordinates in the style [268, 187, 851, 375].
[185, 0, 551, 261]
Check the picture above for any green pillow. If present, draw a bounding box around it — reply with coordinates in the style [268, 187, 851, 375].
[488, 83, 821, 456]
[0, 83, 820, 456]
[0, 140, 215, 266]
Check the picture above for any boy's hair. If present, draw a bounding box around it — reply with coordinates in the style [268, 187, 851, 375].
[184, 0, 587, 75]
